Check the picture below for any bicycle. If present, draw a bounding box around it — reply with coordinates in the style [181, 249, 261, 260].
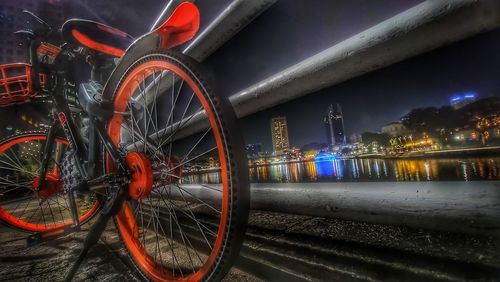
[0, 2, 249, 281]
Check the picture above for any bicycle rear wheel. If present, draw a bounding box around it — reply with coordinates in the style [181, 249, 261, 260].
[108, 50, 249, 281]
[0, 131, 99, 232]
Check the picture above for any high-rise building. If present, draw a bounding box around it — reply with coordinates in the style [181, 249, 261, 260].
[324, 104, 346, 146]
[0, 0, 65, 64]
[0, 0, 38, 64]
[270, 116, 290, 154]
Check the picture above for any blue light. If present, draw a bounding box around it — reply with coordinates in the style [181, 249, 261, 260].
[314, 152, 336, 162]
[451, 92, 477, 103]
[315, 157, 336, 177]
[464, 92, 477, 99]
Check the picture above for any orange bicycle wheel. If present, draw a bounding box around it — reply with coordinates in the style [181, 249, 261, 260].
[108, 50, 249, 281]
[0, 131, 99, 232]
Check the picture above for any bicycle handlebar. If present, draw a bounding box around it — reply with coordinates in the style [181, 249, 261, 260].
[22, 10, 51, 37]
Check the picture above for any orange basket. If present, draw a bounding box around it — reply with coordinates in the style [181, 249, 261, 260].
[0, 63, 46, 106]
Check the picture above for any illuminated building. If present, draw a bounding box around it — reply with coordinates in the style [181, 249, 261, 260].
[450, 92, 477, 109]
[381, 122, 409, 137]
[453, 129, 480, 142]
[270, 116, 290, 154]
[324, 104, 346, 146]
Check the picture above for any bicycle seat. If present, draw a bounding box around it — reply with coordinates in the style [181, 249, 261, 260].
[62, 19, 133, 57]
[78, 81, 113, 120]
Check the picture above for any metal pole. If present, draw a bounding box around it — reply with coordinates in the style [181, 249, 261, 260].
[159, 181, 500, 237]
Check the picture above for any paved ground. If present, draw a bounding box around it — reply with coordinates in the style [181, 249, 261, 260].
[0, 223, 137, 281]
[1, 210, 499, 281]
[0, 222, 260, 282]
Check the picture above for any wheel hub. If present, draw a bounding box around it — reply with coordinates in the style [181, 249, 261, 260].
[126, 152, 153, 200]
[32, 172, 62, 200]
[160, 156, 183, 185]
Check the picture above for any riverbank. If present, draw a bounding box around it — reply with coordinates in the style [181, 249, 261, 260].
[396, 145, 500, 159]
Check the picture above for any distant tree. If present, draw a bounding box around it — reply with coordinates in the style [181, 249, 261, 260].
[361, 132, 391, 146]
[458, 96, 500, 126]
[402, 106, 466, 134]
[402, 107, 438, 133]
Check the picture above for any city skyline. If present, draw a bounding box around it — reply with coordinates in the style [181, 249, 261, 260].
[259, 94, 498, 154]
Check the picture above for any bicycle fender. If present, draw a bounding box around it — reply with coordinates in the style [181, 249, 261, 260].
[101, 2, 200, 102]
[152, 1, 200, 49]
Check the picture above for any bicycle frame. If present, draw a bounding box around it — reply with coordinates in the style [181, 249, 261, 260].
[11, 2, 205, 280]
[30, 0, 201, 228]
[36, 73, 123, 226]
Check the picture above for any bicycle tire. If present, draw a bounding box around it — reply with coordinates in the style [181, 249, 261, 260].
[0, 130, 99, 232]
[107, 50, 249, 281]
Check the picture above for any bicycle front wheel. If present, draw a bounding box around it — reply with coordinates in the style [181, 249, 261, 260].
[0, 131, 99, 232]
[107, 50, 249, 281]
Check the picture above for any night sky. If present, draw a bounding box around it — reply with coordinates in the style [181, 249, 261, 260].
[55, 1, 500, 150]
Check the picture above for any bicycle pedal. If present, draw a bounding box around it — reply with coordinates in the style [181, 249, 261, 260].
[27, 225, 81, 246]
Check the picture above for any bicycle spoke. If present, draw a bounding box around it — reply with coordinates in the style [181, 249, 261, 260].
[159, 186, 215, 247]
[0, 135, 97, 230]
[174, 184, 221, 214]
[167, 147, 217, 174]
[109, 56, 238, 279]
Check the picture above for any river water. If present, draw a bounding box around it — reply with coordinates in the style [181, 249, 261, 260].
[184, 157, 500, 184]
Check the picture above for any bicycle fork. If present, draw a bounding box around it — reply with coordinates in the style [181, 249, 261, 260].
[27, 117, 83, 245]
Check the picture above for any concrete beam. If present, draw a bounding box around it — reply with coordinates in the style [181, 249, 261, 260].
[130, 1, 277, 145]
[184, 0, 278, 61]
[147, 0, 500, 143]
[137, 0, 277, 106]
[230, 0, 500, 117]
[159, 181, 500, 237]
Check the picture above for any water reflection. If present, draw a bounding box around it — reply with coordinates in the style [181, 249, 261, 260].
[184, 157, 500, 184]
